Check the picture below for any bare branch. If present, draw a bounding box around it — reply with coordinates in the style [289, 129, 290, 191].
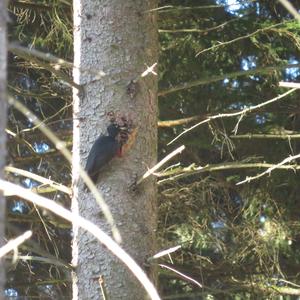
[158, 64, 300, 97]
[9, 255, 70, 269]
[9, 43, 105, 83]
[157, 161, 300, 185]
[0, 231, 32, 258]
[158, 17, 238, 34]
[158, 115, 202, 127]
[136, 145, 185, 185]
[150, 245, 181, 260]
[0, 180, 161, 300]
[9, 0, 52, 10]
[167, 88, 297, 145]
[5, 166, 71, 195]
[147, 1, 257, 13]
[230, 133, 300, 140]
[9, 44, 83, 92]
[279, 81, 300, 89]
[278, 0, 300, 21]
[8, 96, 121, 242]
[141, 63, 158, 77]
[237, 153, 300, 185]
[196, 22, 285, 56]
[159, 263, 203, 288]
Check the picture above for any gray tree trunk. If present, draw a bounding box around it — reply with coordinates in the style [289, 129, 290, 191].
[72, 1, 158, 299]
[0, 3, 7, 299]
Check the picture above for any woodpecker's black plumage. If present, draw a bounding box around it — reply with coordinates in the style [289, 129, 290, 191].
[85, 124, 121, 184]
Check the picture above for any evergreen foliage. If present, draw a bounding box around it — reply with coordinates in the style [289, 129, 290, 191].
[5, 0, 300, 298]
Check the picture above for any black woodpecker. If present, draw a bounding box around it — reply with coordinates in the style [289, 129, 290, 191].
[85, 124, 121, 184]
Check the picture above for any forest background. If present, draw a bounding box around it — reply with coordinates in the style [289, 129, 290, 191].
[3, 0, 300, 299]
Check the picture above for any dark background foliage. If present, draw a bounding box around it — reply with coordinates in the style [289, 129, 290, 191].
[5, 0, 300, 299]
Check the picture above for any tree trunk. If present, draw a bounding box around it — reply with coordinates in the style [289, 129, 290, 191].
[0, 3, 7, 299]
[72, 1, 158, 299]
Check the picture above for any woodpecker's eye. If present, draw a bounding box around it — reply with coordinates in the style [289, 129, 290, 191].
[107, 124, 121, 138]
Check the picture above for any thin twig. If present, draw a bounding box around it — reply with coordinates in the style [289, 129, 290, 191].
[147, 1, 257, 13]
[279, 81, 300, 89]
[150, 245, 181, 260]
[11, 255, 70, 268]
[158, 115, 202, 127]
[9, 43, 105, 82]
[0, 180, 161, 300]
[136, 145, 185, 185]
[159, 263, 202, 288]
[0, 231, 32, 258]
[8, 95, 121, 243]
[158, 18, 238, 34]
[236, 153, 300, 185]
[157, 162, 300, 185]
[5, 166, 71, 195]
[9, 0, 52, 10]
[158, 64, 300, 97]
[278, 0, 300, 21]
[9, 44, 83, 92]
[196, 22, 285, 56]
[167, 88, 297, 145]
[98, 276, 108, 300]
[141, 63, 157, 77]
[230, 133, 300, 140]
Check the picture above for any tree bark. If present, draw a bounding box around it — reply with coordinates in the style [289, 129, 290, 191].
[72, 1, 158, 299]
[0, 2, 7, 299]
